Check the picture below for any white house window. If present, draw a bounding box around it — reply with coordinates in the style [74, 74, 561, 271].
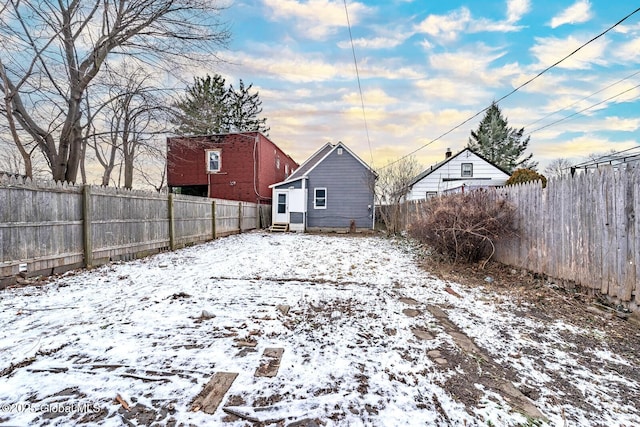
[206, 150, 221, 173]
[276, 156, 281, 169]
[426, 191, 438, 199]
[461, 163, 473, 177]
[277, 193, 286, 214]
[314, 188, 327, 209]
[285, 164, 289, 177]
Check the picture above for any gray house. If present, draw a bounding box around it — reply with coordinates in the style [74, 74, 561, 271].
[270, 142, 376, 232]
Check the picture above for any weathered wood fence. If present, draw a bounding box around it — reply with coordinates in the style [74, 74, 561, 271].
[0, 176, 270, 282]
[494, 165, 639, 307]
[396, 164, 639, 308]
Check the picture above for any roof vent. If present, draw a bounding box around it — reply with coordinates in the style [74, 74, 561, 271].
[445, 148, 452, 159]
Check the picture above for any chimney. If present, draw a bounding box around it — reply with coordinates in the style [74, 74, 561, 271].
[445, 148, 452, 159]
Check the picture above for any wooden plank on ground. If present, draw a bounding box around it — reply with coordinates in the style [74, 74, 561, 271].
[190, 372, 238, 414]
[255, 348, 284, 378]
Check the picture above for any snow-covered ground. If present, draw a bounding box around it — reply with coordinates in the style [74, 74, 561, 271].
[0, 231, 638, 426]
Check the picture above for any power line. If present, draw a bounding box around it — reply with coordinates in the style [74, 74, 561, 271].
[571, 145, 640, 169]
[494, 6, 640, 106]
[343, 0, 374, 166]
[526, 82, 640, 135]
[523, 69, 640, 130]
[382, 6, 640, 170]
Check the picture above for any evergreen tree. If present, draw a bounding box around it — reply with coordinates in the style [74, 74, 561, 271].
[227, 80, 270, 134]
[173, 74, 228, 135]
[173, 74, 268, 136]
[467, 102, 537, 173]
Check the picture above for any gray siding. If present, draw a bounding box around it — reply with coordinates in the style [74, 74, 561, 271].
[274, 179, 303, 189]
[287, 144, 333, 180]
[306, 149, 375, 229]
[290, 212, 304, 224]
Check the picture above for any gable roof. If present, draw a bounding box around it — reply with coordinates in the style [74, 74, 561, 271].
[273, 141, 376, 187]
[408, 147, 510, 187]
[286, 142, 334, 181]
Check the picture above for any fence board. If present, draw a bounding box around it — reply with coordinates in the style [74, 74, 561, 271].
[634, 165, 640, 305]
[490, 165, 638, 305]
[394, 164, 638, 307]
[0, 177, 268, 280]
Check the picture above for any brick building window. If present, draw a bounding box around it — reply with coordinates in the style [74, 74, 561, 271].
[206, 150, 221, 173]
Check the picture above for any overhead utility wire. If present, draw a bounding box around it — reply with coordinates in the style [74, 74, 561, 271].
[343, 0, 374, 166]
[382, 6, 640, 169]
[526, 82, 640, 135]
[523, 69, 640, 130]
[571, 145, 640, 168]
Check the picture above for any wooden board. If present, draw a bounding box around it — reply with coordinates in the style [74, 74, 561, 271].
[191, 372, 238, 414]
[255, 348, 284, 378]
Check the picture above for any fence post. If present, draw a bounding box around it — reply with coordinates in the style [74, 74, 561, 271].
[169, 193, 176, 250]
[82, 185, 93, 268]
[212, 200, 217, 240]
[238, 202, 242, 233]
[256, 204, 260, 229]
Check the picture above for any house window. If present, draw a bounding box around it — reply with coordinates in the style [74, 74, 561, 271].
[277, 193, 286, 214]
[276, 156, 281, 170]
[206, 150, 221, 173]
[314, 188, 327, 209]
[426, 191, 438, 199]
[285, 164, 289, 177]
[461, 163, 473, 177]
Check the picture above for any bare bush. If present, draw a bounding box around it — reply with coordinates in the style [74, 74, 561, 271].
[374, 156, 421, 235]
[409, 190, 517, 266]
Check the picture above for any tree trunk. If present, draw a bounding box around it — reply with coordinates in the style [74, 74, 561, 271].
[1, 62, 32, 178]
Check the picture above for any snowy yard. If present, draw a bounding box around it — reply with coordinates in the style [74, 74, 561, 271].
[0, 231, 638, 426]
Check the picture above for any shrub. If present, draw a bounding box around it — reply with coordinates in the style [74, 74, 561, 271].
[506, 168, 547, 188]
[408, 190, 516, 265]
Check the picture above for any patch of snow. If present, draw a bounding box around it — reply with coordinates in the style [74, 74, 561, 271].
[0, 232, 637, 426]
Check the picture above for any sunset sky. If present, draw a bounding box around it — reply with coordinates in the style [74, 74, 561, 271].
[204, 0, 640, 172]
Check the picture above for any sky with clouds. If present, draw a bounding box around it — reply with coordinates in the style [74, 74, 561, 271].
[209, 0, 640, 171]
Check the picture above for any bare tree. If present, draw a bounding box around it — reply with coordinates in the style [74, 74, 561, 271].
[374, 156, 421, 235]
[0, 0, 229, 183]
[543, 158, 573, 179]
[0, 136, 49, 178]
[87, 63, 170, 188]
[0, 139, 23, 174]
[136, 145, 168, 192]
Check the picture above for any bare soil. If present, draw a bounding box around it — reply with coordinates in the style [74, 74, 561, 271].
[422, 255, 640, 422]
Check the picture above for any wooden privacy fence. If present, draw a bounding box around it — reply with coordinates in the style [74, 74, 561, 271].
[493, 165, 639, 307]
[0, 176, 270, 281]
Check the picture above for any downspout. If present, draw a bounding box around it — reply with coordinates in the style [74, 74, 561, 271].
[253, 133, 260, 201]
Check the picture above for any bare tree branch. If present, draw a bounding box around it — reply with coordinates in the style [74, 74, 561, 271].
[0, 0, 230, 182]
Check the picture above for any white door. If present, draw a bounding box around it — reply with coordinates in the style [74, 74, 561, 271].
[274, 191, 288, 223]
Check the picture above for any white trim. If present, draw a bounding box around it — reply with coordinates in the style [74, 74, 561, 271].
[205, 149, 221, 173]
[313, 187, 327, 209]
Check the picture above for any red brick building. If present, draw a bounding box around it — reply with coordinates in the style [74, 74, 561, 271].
[166, 132, 299, 203]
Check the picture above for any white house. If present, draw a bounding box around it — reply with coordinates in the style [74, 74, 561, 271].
[406, 148, 510, 201]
